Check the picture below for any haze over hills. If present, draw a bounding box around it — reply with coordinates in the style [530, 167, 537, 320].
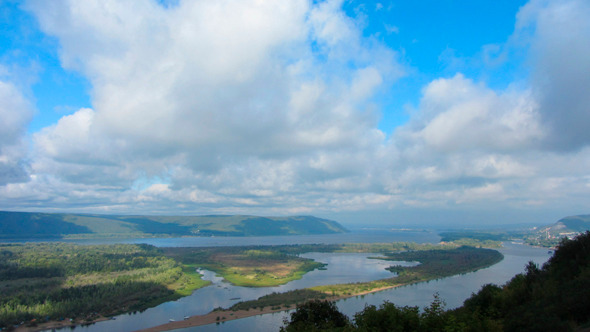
[533, 214, 590, 237]
[543, 214, 590, 232]
[0, 211, 348, 239]
[521, 214, 590, 247]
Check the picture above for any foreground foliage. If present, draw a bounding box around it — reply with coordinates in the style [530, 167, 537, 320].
[0, 243, 207, 328]
[282, 232, 590, 331]
[280, 300, 350, 332]
[452, 231, 590, 331]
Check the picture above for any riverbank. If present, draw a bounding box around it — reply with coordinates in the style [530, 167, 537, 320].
[14, 316, 111, 332]
[135, 284, 406, 332]
[5, 243, 501, 331]
[136, 246, 503, 331]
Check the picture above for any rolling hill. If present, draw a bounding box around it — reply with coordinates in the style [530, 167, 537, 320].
[537, 214, 590, 236]
[0, 211, 348, 239]
[525, 214, 590, 247]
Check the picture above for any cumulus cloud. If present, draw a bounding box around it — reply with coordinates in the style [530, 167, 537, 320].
[382, 69, 588, 212]
[16, 0, 401, 213]
[0, 80, 33, 185]
[3, 0, 588, 221]
[411, 74, 542, 152]
[516, 0, 590, 150]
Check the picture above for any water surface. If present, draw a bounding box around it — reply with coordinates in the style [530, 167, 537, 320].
[14, 229, 440, 247]
[75, 252, 409, 332]
[38, 234, 549, 332]
[181, 242, 551, 332]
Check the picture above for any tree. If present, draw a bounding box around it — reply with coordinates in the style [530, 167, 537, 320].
[280, 300, 350, 331]
[354, 301, 420, 332]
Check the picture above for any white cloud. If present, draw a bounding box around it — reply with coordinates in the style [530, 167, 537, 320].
[11, 0, 400, 213]
[0, 80, 33, 185]
[516, 0, 590, 150]
[415, 74, 543, 152]
[2, 0, 588, 222]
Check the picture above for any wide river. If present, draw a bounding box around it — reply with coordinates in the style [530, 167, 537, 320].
[47, 230, 550, 332]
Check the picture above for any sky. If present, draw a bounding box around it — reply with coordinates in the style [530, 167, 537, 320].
[0, 0, 589, 227]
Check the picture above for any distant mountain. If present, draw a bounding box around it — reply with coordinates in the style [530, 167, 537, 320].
[525, 214, 590, 247]
[0, 211, 348, 239]
[538, 214, 590, 236]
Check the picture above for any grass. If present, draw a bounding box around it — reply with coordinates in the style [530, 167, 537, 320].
[163, 247, 327, 287]
[217, 261, 325, 287]
[214, 246, 504, 313]
[0, 243, 212, 328]
[171, 265, 212, 296]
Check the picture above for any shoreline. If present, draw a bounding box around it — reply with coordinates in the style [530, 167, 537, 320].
[11, 246, 504, 332]
[134, 283, 405, 332]
[14, 316, 111, 332]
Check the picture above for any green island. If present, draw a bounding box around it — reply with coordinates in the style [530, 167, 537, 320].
[161, 246, 327, 287]
[0, 240, 501, 330]
[226, 246, 502, 311]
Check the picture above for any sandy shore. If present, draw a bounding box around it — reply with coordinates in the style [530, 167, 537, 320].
[135, 307, 290, 332]
[8, 283, 403, 332]
[14, 317, 111, 332]
[135, 284, 404, 332]
[11, 281, 408, 332]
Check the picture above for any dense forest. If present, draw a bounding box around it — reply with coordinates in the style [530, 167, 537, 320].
[282, 231, 590, 331]
[0, 243, 206, 329]
[0, 241, 503, 330]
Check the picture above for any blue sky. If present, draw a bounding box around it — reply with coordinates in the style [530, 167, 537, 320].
[0, 0, 589, 226]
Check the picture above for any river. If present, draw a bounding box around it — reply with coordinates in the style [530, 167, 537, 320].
[187, 241, 550, 332]
[40, 231, 550, 332]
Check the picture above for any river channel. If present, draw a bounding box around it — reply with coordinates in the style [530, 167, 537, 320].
[187, 242, 550, 332]
[46, 231, 550, 332]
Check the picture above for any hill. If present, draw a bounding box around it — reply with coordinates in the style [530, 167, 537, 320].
[450, 231, 590, 331]
[0, 211, 348, 239]
[541, 214, 590, 234]
[525, 214, 590, 247]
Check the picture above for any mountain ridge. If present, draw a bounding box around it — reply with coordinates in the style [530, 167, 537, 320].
[0, 211, 348, 239]
[538, 214, 590, 236]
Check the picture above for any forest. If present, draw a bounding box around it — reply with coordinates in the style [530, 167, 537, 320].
[0, 243, 206, 329]
[0, 240, 501, 329]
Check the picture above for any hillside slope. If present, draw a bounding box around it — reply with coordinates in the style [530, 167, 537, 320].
[525, 214, 590, 247]
[0, 211, 348, 239]
[452, 231, 590, 331]
[544, 214, 590, 233]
